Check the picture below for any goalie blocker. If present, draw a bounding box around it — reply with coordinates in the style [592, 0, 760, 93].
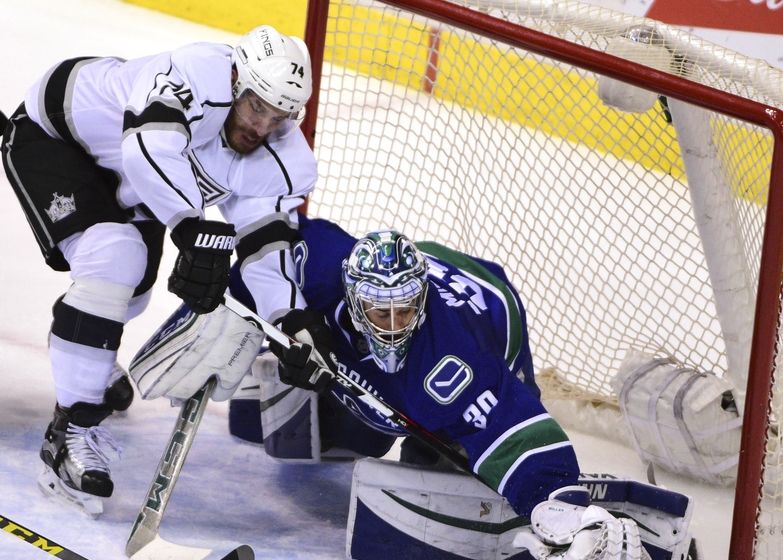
[129, 303, 264, 404]
[347, 459, 693, 560]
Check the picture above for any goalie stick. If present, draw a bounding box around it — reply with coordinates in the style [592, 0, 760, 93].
[222, 294, 473, 474]
[126, 380, 254, 560]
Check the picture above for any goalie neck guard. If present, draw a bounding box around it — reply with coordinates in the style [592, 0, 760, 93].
[342, 231, 428, 373]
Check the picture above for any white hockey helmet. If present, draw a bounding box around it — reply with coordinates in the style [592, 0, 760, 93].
[232, 25, 312, 121]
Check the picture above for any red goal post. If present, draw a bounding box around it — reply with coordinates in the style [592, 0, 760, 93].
[299, 0, 783, 557]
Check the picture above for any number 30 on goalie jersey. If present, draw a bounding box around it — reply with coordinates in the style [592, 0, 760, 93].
[290, 216, 580, 517]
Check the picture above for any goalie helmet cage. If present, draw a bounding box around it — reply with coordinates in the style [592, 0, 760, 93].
[299, 0, 783, 557]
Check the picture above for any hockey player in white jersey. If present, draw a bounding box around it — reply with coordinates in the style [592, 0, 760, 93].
[0, 25, 316, 512]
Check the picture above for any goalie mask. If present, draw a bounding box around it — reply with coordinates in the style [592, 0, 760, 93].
[232, 25, 312, 124]
[343, 231, 429, 374]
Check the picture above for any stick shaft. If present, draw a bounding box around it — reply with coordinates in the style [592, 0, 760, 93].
[0, 514, 90, 560]
[125, 380, 215, 557]
[222, 295, 471, 472]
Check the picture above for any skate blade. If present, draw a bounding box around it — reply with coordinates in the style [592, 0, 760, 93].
[37, 466, 104, 518]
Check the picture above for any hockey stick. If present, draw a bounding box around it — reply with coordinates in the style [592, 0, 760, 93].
[126, 380, 254, 560]
[0, 513, 89, 560]
[222, 294, 472, 474]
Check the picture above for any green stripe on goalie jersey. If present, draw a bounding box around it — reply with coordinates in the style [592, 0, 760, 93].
[417, 241, 523, 369]
[474, 416, 571, 492]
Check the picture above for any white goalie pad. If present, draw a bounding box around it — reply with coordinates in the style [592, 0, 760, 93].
[130, 304, 264, 402]
[612, 349, 742, 485]
[229, 354, 365, 462]
[347, 458, 521, 560]
[597, 29, 672, 113]
[346, 460, 692, 560]
[253, 353, 322, 462]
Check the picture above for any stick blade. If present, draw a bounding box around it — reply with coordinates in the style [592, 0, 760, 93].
[128, 535, 212, 559]
[128, 534, 253, 560]
[220, 545, 255, 560]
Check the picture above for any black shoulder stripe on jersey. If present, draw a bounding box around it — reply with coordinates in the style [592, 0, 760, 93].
[280, 249, 299, 309]
[134, 133, 202, 210]
[236, 219, 298, 266]
[188, 99, 231, 125]
[123, 101, 191, 140]
[44, 57, 99, 144]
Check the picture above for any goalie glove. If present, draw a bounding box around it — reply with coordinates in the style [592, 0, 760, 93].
[267, 308, 335, 393]
[512, 486, 651, 560]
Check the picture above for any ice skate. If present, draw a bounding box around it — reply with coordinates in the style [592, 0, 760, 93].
[38, 402, 121, 516]
[105, 362, 134, 414]
[37, 465, 105, 518]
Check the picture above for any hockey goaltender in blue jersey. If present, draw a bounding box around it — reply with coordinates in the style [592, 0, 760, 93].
[234, 215, 580, 518]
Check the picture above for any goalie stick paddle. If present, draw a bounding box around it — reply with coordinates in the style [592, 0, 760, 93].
[222, 294, 473, 474]
[0, 513, 89, 560]
[126, 380, 255, 560]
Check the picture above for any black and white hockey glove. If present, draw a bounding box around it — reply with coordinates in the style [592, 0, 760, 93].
[168, 218, 236, 314]
[268, 309, 335, 394]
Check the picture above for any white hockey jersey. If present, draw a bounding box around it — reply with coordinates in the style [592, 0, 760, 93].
[23, 43, 318, 320]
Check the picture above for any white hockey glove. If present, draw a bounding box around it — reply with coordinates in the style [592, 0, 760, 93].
[129, 303, 264, 403]
[512, 486, 650, 560]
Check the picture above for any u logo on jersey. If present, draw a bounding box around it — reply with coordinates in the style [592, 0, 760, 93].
[424, 356, 473, 404]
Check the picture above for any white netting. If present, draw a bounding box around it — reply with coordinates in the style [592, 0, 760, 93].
[305, 0, 783, 555]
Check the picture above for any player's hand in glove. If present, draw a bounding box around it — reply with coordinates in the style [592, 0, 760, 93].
[268, 308, 335, 393]
[168, 217, 236, 314]
[512, 486, 650, 560]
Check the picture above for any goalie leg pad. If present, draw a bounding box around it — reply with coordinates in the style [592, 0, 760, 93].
[229, 368, 265, 445]
[230, 355, 395, 462]
[347, 462, 692, 560]
[597, 32, 672, 114]
[612, 350, 742, 485]
[255, 353, 322, 462]
[578, 474, 692, 560]
[347, 458, 526, 560]
[228, 353, 321, 463]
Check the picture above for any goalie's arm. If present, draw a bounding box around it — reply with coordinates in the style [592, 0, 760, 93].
[454, 369, 581, 517]
[221, 294, 475, 473]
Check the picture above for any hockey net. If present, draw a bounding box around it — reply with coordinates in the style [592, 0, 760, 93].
[300, 0, 783, 557]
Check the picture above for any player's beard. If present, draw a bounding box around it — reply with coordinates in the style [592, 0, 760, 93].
[224, 107, 264, 154]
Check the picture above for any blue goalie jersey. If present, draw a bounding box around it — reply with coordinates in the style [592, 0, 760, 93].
[291, 216, 579, 516]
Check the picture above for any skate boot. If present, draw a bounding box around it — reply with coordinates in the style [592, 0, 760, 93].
[38, 401, 121, 516]
[104, 363, 134, 412]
